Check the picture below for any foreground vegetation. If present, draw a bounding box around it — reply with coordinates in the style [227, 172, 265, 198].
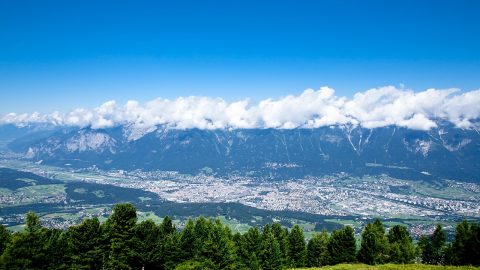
[293, 264, 480, 270]
[0, 203, 479, 270]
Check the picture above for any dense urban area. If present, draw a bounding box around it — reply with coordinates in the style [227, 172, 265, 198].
[1, 158, 479, 240]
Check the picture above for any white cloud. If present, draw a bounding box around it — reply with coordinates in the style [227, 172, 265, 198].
[2, 86, 480, 131]
[0, 111, 64, 127]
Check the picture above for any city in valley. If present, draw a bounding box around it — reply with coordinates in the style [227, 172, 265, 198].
[1, 158, 478, 238]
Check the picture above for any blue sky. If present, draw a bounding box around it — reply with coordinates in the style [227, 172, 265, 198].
[0, 0, 479, 114]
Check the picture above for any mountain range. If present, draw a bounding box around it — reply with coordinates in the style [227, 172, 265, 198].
[1, 122, 479, 182]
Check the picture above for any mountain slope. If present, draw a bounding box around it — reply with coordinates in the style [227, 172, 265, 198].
[5, 123, 480, 182]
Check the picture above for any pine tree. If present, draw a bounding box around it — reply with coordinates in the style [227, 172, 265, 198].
[68, 217, 103, 269]
[469, 222, 480, 266]
[192, 217, 211, 258]
[271, 223, 290, 267]
[244, 227, 262, 257]
[288, 224, 306, 267]
[418, 235, 434, 264]
[162, 232, 182, 270]
[431, 224, 446, 265]
[4, 203, 480, 269]
[358, 219, 389, 264]
[189, 217, 239, 269]
[26, 211, 41, 232]
[179, 219, 196, 262]
[261, 229, 282, 270]
[161, 216, 176, 235]
[159, 215, 181, 269]
[452, 220, 470, 265]
[0, 225, 10, 256]
[247, 253, 261, 270]
[470, 222, 480, 266]
[240, 227, 263, 270]
[328, 226, 356, 264]
[133, 219, 162, 269]
[103, 203, 139, 270]
[452, 220, 480, 266]
[307, 231, 330, 267]
[232, 233, 248, 269]
[387, 225, 415, 264]
[443, 242, 455, 266]
[42, 228, 70, 270]
[0, 212, 45, 270]
[198, 219, 238, 269]
[419, 224, 446, 265]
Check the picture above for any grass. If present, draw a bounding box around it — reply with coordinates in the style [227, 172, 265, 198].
[7, 224, 26, 232]
[292, 264, 480, 270]
[92, 189, 105, 198]
[325, 218, 362, 228]
[137, 211, 163, 224]
[16, 184, 65, 197]
[0, 184, 66, 207]
[217, 215, 252, 233]
[16, 177, 38, 184]
[73, 188, 87, 194]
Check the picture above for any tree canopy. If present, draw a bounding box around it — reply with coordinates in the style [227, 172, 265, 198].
[0, 203, 479, 269]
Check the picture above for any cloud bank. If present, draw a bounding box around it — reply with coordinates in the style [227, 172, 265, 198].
[2, 86, 480, 131]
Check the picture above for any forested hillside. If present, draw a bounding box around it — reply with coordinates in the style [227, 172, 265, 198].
[0, 203, 479, 269]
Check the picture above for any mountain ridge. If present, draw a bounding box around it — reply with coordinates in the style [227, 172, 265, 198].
[3, 122, 479, 183]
